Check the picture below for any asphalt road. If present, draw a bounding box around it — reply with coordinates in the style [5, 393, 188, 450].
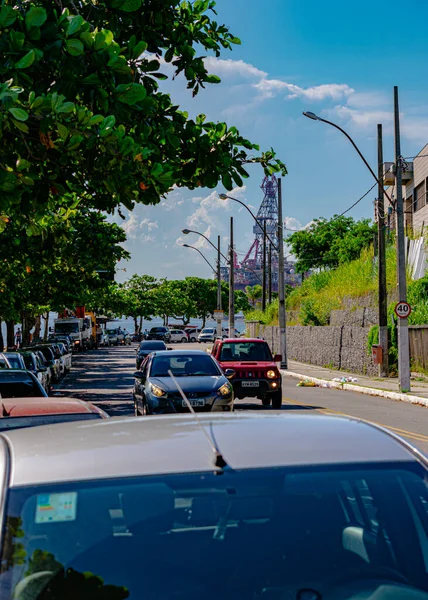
[55, 342, 428, 456]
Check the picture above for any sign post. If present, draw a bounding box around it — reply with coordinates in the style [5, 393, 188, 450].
[214, 310, 224, 339]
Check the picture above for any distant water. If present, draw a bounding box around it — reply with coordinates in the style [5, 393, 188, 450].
[1, 313, 245, 340]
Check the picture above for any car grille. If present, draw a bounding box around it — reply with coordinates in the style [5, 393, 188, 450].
[234, 370, 265, 379]
[168, 391, 211, 400]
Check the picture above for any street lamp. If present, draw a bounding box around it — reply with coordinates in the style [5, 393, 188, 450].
[182, 228, 229, 263]
[182, 244, 216, 273]
[220, 188, 288, 369]
[302, 109, 406, 388]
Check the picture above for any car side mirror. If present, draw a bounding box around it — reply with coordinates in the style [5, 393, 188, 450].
[274, 354, 281, 362]
[224, 369, 235, 379]
[167, 347, 172, 351]
[133, 371, 145, 380]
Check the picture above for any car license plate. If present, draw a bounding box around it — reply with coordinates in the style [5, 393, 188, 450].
[242, 381, 259, 387]
[182, 399, 205, 407]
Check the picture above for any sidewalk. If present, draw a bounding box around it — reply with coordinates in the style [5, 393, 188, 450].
[281, 360, 428, 408]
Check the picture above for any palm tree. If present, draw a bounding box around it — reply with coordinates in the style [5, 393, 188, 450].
[245, 285, 263, 307]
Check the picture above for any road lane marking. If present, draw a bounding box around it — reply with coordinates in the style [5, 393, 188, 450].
[283, 397, 428, 443]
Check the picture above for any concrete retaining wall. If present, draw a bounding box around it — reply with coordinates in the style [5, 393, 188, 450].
[246, 321, 377, 376]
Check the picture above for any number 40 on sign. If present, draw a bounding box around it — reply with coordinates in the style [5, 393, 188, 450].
[394, 301, 412, 319]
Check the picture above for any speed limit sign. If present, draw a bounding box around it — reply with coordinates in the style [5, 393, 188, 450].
[394, 301, 412, 319]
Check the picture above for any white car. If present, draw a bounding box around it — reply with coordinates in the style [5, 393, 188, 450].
[198, 327, 228, 343]
[169, 329, 189, 343]
[185, 328, 201, 342]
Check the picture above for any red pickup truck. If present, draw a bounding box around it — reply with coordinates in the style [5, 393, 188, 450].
[211, 338, 282, 409]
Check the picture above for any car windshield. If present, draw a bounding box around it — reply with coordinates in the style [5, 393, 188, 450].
[150, 354, 220, 377]
[150, 328, 164, 333]
[4, 356, 22, 369]
[201, 328, 214, 334]
[1, 463, 427, 600]
[0, 374, 44, 398]
[139, 342, 166, 351]
[0, 413, 102, 431]
[106, 329, 117, 335]
[220, 341, 273, 362]
[55, 323, 79, 334]
[21, 355, 35, 370]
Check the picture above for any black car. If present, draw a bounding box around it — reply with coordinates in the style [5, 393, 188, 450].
[133, 350, 234, 415]
[0, 370, 48, 398]
[135, 340, 168, 369]
[146, 327, 171, 343]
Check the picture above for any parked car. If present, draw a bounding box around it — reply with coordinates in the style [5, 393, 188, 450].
[135, 340, 168, 370]
[3, 352, 26, 370]
[99, 331, 111, 346]
[18, 351, 49, 391]
[32, 350, 53, 389]
[197, 327, 227, 343]
[185, 327, 201, 342]
[49, 334, 73, 353]
[211, 338, 282, 409]
[0, 353, 11, 369]
[169, 329, 189, 343]
[0, 369, 48, 398]
[133, 349, 234, 415]
[30, 345, 60, 383]
[122, 330, 132, 345]
[146, 326, 171, 343]
[56, 342, 72, 374]
[105, 328, 125, 346]
[0, 396, 108, 432]
[0, 413, 427, 600]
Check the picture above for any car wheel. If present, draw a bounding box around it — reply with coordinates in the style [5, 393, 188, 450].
[181, 337, 187, 343]
[271, 390, 282, 410]
[262, 396, 271, 407]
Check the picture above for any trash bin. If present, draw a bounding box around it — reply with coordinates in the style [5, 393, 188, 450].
[372, 344, 383, 365]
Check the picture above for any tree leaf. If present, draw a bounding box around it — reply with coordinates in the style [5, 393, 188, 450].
[12, 119, 29, 133]
[205, 74, 221, 84]
[116, 83, 146, 105]
[0, 6, 17, 28]
[65, 39, 84, 56]
[67, 15, 84, 36]
[56, 102, 75, 114]
[15, 50, 35, 70]
[221, 172, 232, 190]
[111, 0, 142, 11]
[57, 123, 69, 140]
[25, 7, 47, 29]
[9, 108, 29, 121]
[16, 158, 31, 172]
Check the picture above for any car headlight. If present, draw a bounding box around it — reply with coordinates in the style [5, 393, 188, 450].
[218, 382, 232, 396]
[267, 369, 279, 379]
[150, 383, 166, 398]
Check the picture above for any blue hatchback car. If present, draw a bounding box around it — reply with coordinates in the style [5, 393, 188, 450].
[133, 350, 234, 415]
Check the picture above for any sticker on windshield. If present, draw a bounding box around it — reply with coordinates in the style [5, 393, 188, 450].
[35, 492, 77, 524]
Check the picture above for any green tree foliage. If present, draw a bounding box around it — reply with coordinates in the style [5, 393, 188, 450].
[287, 216, 375, 273]
[0, 0, 286, 233]
[245, 284, 262, 306]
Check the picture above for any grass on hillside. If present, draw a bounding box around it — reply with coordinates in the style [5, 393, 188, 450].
[245, 245, 397, 326]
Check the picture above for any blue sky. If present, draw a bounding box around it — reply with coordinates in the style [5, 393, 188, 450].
[116, 0, 428, 282]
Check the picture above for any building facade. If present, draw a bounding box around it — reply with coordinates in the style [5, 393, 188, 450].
[384, 143, 428, 235]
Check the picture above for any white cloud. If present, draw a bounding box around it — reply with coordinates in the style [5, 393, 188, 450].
[332, 105, 392, 128]
[204, 57, 267, 80]
[122, 213, 158, 240]
[284, 216, 303, 232]
[254, 79, 354, 101]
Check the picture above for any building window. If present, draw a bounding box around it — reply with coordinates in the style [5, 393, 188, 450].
[413, 182, 426, 212]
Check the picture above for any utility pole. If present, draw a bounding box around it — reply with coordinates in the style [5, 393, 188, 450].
[377, 124, 388, 377]
[216, 235, 222, 339]
[277, 178, 288, 369]
[394, 86, 411, 392]
[228, 217, 235, 338]
[268, 243, 272, 304]
[262, 221, 267, 311]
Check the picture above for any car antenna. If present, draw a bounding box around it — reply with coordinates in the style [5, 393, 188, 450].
[0, 392, 9, 417]
[167, 370, 229, 471]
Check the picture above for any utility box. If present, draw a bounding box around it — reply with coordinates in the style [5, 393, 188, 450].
[372, 344, 383, 365]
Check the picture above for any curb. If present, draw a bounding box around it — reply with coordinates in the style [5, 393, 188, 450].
[280, 369, 428, 409]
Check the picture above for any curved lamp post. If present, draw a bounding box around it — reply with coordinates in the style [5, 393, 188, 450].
[182, 244, 216, 273]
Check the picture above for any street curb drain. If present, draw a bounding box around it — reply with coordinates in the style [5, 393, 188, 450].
[280, 370, 428, 409]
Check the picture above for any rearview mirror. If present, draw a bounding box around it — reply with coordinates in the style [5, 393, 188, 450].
[274, 354, 281, 362]
[224, 369, 235, 379]
[133, 371, 145, 380]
